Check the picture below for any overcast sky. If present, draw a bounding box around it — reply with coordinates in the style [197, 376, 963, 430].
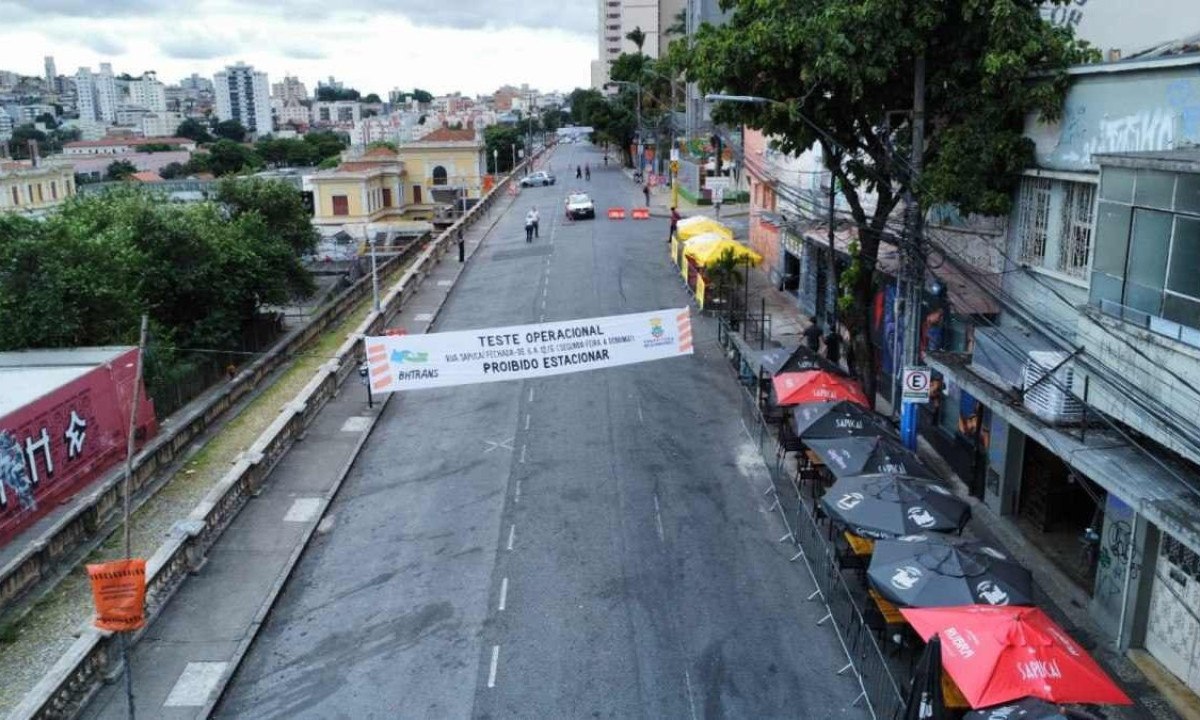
[0, 0, 597, 96]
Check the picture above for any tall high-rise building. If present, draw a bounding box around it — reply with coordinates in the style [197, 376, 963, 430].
[75, 63, 118, 124]
[43, 56, 56, 87]
[592, 0, 663, 90]
[127, 72, 167, 113]
[213, 62, 272, 137]
[271, 76, 308, 104]
[180, 73, 214, 96]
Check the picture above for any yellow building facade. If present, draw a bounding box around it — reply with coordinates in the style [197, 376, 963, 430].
[396, 127, 487, 208]
[308, 146, 407, 234]
[0, 162, 76, 215]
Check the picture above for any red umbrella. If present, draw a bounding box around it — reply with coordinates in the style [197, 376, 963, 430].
[900, 606, 1132, 708]
[772, 370, 869, 407]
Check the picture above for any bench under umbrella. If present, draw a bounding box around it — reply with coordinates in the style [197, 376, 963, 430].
[792, 400, 898, 440]
[868, 534, 1034, 608]
[901, 606, 1132, 707]
[805, 435, 936, 480]
[820, 474, 971, 539]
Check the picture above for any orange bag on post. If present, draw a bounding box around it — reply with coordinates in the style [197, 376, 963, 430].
[87, 559, 147, 632]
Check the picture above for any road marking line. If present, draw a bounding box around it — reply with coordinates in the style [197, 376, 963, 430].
[528, 387, 534, 402]
[524, 414, 531, 430]
[506, 524, 516, 551]
[637, 399, 644, 424]
[519, 444, 527, 464]
[414, 312, 434, 322]
[499, 577, 508, 611]
[340, 416, 372, 433]
[164, 662, 228, 707]
[543, 286, 548, 297]
[683, 669, 699, 720]
[487, 645, 500, 688]
[515, 479, 522, 503]
[437, 279, 453, 287]
[283, 498, 321, 523]
[654, 493, 665, 542]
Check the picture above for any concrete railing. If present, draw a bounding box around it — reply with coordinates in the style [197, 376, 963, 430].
[10, 151, 542, 720]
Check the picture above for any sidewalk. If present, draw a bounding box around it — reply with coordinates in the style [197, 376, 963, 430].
[619, 166, 751, 220]
[728, 270, 1175, 718]
[78, 191, 520, 720]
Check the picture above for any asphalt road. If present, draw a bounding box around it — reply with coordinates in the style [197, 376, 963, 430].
[217, 143, 868, 719]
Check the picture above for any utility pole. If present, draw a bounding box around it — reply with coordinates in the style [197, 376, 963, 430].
[370, 233, 380, 312]
[120, 314, 148, 720]
[827, 155, 839, 329]
[899, 52, 926, 450]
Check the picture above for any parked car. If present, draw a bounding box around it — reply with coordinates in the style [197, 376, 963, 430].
[521, 171, 556, 187]
[565, 192, 595, 220]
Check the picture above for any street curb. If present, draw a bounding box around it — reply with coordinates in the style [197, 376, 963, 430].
[198, 172, 522, 720]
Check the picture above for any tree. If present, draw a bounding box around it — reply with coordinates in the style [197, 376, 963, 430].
[106, 160, 138, 181]
[315, 86, 360, 102]
[540, 107, 565, 134]
[625, 26, 647, 54]
[363, 93, 382, 104]
[214, 119, 248, 142]
[159, 162, 188, 179]
[483, 125, 525, 173]
[6, 124, 46, 159]
[411, 89, 434, 105]
[686, 0, 1093, 400]
[34, 113, 58, 129]
[139, 142, 176, 153]
[176, 118, 212, 143]
[302, 130, 348, 165]
[666, 9, 687, 37]
[206, 139, 260, 176]
[367, 140, 398, 152]
[215, 177, 318, 296]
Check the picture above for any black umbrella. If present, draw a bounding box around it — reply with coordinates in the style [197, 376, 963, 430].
[820, 474, 972, 539]
[791, 401, 898, 440]
[759, 344, 846, 376]
[963, 698, 1072, 720]
[805, 435, 936, 479]
[868, 535, 1034, 608]
[904, 635, 946, 720]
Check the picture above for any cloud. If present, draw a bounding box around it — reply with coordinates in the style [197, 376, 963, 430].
[159, 33, 233, 60]
[280, 45, 326, 60]
[239, 0, 595, 36]
[80, 33, 127, 55]
[2, 0, 184, 18]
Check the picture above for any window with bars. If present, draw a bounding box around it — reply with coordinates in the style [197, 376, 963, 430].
[1016, 177, 1052, 265]
[1058, 182, 1096, 278]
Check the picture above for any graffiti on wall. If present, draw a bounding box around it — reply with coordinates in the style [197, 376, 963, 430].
[1039, 0, 1088, 31]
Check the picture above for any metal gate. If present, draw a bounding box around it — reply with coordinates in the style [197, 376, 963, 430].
[1145, 531, 1200, 693]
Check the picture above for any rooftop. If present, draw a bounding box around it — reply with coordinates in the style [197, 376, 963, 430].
[414, 127, 477, 143]
[1093, 148, 1200, 173]
[0, 347, 135, 418]
[64, 136, 196, 149]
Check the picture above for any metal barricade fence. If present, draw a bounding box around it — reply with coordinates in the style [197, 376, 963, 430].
[721, 317, 907, 720]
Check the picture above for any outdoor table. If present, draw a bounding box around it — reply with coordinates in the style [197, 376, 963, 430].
[804, 449, 824, 466]
[942, 673, 970, 710]
[844, 531, 875, 556]
[868, 589, 905, 625]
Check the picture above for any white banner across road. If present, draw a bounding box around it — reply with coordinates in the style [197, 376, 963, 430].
[365, 308, 694, 392]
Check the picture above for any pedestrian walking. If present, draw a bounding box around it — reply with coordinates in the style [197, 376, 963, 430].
[530, 206, 540, 238]
[668, 206, 681, 244]
[457, 227, 465, 263]
[525, 210, 535, 243]
[604, 155, 608, 167]
[824, 321, 842, 364]
[576, 165, 582, 179]
[803, 316, 822, 353]
[585, 164, 591, 181]
[643, 184, 651, 207]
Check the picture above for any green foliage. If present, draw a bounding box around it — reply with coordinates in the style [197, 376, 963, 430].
[34, 113, 58, 129]
[483, 125, 525, 173]
[302, 130, 349, 163]
[0, 186, 314, 356]
[412, 89, 434, 104]
[205, 140, 260, 176]
[363, 93, 382, 104]
[213, 119, 247, 142]
[317, 155, 340, 169]
[216, 177, 320, 261]
[367, 140, 399, 152]
[624, 26, 646, 53]
[159, 162, 187, 179]
[540, 107, 565, 134]
[105, 160, 138, 181]
[139, 142, 177, 153]
[316, 86, 361, 102]
[175, 118, 212, 143]
[685, 0, 1094, 385]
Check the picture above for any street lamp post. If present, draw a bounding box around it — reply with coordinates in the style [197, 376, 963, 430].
[369, 233, 380, 312]
[493, 148, 498, 177]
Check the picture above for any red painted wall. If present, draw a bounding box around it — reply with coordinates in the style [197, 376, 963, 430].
[0, 349, 157, 547]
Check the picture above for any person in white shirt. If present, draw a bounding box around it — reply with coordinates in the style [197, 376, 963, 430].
[525, 210, 536, 242]
[530, 207, 540, 238]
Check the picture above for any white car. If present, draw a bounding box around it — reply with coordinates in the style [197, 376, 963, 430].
[565, 192, 595, 220]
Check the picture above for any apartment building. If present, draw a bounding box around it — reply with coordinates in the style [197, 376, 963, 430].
[213, 62, 272, 137]
[75, 63, 118, 125]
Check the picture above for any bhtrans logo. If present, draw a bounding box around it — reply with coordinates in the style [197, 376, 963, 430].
[890, 565, 923, 590]
[391, 349, 429, 363]
[975, 580, 1010, 606]
[906, 506, 937, 528]
[836, 492, 864, 511]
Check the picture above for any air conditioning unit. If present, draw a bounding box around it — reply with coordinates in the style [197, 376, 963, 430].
[1021, 350, 1083, 425]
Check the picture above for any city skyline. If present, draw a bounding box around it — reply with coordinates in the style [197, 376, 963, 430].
[1, 1, 597, 96]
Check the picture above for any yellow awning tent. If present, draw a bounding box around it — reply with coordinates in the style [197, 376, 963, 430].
[682, 234, 763, 268]
[676, 216, 734, 241]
